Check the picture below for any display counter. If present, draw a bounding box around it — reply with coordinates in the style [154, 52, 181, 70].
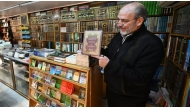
[0, 54, 29, 99]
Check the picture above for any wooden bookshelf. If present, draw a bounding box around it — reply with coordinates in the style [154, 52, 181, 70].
[163, 2, 190, 107]
[29, 55, 102, 107]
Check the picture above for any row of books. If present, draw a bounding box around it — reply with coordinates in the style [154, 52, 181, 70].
[60, 33, 82, 42]
[162, 60, 187, 106]
[31, 86, 85, 107]
[172, 4, 190, 35]
[144, 16, 172, 32]
[62, 43, 82, 53]
[31, 60, 86, 84]
[168, 37, 190, 72]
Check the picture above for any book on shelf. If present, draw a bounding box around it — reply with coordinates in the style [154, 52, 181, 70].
[41, 84, 48, 94]
[37, 61, 43, 70]
[71, 99, 77, 107]
[31, 59, 36, 67]
[50, 65, 56, 75]
[60, 93, 67, 104]
[45, 75, 52, 85]
[66, 68, 74, 80]
[55, 91, 61, 101]
[78, 87, 86, 100]
[37, 82, 43, 92]
[41, 62, 46, 71]
[65, 96, 71, 107]
[55, 66, 62, 76]
[60, 80, 67, 93]
[34, 92, 39, 100]
[30, 89, 35, 98]
[77, 102, 84, 107]
[46, 99, 51, 107]
[50, 89, 56, 98]
[50, 78, 56, 87]
[72, 70, 80, 82]
[60, 67, 68, 78]
[50, 101, 57, 107]
[55, 78, 62, 89]
[66, 82, 74, 95]
[31, 80, 38, 89]
[79, 72, 86, 85]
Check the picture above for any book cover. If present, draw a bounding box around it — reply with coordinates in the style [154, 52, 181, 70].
[45, 75, 52, 85]
[34, 92, 39, 99]
[50, 101, 57, 107]
[37, 61, 43, 70]
[41, 84, 48, 94]
[77, 102, 84, 107]
[66, 68, 74, 80]
[65, 96, 71, 107]
[55, 91, 61, 101]
[60, 93, 67, 104]
[82, 30, 103, 56]
[79, 72, 86, 85]
[60, 80, 67, 93]
[45, 64, 51, 72]
[61, 67, 68, 78]
[50, 78, 56, 87]
[31, 59, 36, 67]
[31, 80, 38, 89]
[42, 62, 46, 71]
[50, 89, 56, 98]
[55, 78, 62, 89]
[50, 66, 56, 75]
[55, 66, 62, 76]
[46, 99, 51, 107]
[66, 82, 74, 95]
[72, 70, 80, 82]
[71, 98, 77, 107]
[78, 87, 86, 100]
[37, 82, 43, 92]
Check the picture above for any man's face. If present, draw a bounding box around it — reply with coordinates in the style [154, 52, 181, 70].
[117, 11, 137, 36]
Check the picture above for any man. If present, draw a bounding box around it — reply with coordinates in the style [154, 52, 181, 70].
[92, 2, 164, 107]
[7, 20, 14, 47]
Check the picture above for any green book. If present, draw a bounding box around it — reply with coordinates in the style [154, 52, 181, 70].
[65, 96, 71, 107]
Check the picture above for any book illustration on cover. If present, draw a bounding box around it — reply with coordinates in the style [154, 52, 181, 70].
[37, 61, 43, 70]
[71, 99, 77, 107]
[31, 59, 36, 67]
[42, 62, 46, 71]
[72, 70, 80, 82]
[55, 66, 62, 76]
[82, 30, 102, 56]
[50, 65, 56, 75]
[79, 72, 86, 85]
[78, 87, 86, 100]
[66, 68, 74, 80]
[61, 67, 68, 78]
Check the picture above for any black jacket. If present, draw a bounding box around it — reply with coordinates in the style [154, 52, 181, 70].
[101, 24, 164, 97]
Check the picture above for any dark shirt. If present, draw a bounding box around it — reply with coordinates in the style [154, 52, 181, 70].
[101, 24, 164, 97]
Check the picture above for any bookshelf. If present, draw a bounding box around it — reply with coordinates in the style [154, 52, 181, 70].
[29, 55, 102, 107]
[162, 2, 190, 107]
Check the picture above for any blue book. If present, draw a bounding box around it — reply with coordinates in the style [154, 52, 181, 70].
[50, 66, 56, 75]
[55, 66, 62, 76]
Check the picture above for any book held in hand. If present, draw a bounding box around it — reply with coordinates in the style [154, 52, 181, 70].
[82, 30, 103, 56]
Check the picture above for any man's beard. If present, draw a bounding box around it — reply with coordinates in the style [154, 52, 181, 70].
[119, 24, 135, 36]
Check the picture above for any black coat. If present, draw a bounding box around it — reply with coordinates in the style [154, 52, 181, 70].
[101, 24, 164, 97]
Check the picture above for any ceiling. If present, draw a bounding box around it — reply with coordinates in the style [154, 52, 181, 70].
[0, 1, 93, 18]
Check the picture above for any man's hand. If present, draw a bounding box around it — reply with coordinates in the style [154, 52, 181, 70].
[91, 55, 110, 68]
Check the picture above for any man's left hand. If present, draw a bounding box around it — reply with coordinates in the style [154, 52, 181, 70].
[91, 55, 110, 68]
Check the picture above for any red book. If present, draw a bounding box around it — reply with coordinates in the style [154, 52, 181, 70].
[66, 82, 74, 95]
[60, 80, 67, 93]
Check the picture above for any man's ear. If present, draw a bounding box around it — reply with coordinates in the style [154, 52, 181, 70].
[136, 17, 144, 27]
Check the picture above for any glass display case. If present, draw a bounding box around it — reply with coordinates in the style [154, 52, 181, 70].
[0, 55, 14, 88]
[12, 61, 29, 97]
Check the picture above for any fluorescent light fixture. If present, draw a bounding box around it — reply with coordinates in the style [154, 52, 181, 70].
[20, 1, 39, 6]
[3, 5, 19, 11]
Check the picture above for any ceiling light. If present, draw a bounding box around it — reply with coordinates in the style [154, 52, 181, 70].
[3, 5, 19, 11]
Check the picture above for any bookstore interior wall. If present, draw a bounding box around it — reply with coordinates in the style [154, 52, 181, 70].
[0, 1, 189, 107]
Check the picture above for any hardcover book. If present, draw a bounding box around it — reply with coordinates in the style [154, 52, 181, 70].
[82, 30, 103, 56]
